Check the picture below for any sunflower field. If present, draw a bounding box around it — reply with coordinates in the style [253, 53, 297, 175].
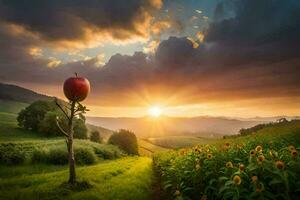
[153, 121, 300, 200]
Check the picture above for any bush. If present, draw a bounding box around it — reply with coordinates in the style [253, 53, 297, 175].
[47, 147, 68, 165]
[84, 143, 123, 159]
[38, 111, 65, 136]
[0, 143, 26, 165]
[108, 129, 138, 155]
[74, 147, 97, 165]
[90, 130, 102, 143]
[73, 119, 88, 139]
[31, 146, 97, 165]
[31, 148, 48, 163]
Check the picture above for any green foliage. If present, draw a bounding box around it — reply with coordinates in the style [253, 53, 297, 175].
[0, 143, 26, 165]
[31, 146, 97, 165]
[17, 100, 56, 131]
[153, 120, 300, 200]
[73, 119, 88, 139]
[47, 147, 69, 165]
[74, 147, 97, 165]
[90, 130, 102, 143]
[108, 129, 139, 155]
[16, 100, 88, 138]
[38, 111, 64, 136]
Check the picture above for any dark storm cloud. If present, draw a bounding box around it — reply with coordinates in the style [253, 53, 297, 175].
[0, 0, 161, 44]
[0, 0, 300, 106]
[207, 0, 300, 45]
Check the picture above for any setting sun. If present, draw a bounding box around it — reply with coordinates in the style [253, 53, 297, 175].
[148, 106, 162, 117]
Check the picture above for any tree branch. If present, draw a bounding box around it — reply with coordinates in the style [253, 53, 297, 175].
[55, 98, 70, 120]
[56, 117, 69, 137]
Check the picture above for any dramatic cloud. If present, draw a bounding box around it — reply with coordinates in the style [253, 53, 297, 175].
[0, 0, 162, 48]
[0, 0, 300, 109]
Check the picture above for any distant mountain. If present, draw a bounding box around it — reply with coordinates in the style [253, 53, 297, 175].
[0, 82, 53, 104]
[86, 116, 264, 138]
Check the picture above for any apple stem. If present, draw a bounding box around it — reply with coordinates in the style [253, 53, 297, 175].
[75, 72, 78, 77]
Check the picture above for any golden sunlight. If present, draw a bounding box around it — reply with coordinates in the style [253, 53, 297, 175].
[148, 106, 162, 117]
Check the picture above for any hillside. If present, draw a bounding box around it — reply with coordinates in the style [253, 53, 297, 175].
[0, 82, 53, 104]
[87, 116, 263, 137]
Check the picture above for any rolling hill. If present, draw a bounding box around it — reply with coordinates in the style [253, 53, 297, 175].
[86, 116, 265, 138]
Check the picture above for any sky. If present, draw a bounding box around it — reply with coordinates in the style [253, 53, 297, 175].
[0, 0, 300, 118]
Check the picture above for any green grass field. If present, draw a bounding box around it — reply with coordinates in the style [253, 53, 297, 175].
[0, 111, 155, 199]
[0, 157, 153, 200]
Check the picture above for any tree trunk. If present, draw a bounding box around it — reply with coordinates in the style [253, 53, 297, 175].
[68, 101, 76, 184]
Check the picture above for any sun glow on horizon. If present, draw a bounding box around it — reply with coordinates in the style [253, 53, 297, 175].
[148, 106, 162, 117]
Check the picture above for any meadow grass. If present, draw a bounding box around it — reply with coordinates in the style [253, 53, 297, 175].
[0, 157, 153, 200]
[138, 138, 169, 156]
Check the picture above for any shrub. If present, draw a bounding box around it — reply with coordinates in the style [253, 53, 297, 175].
[73, 119, 88, 139]
[47, 147, 68, 165]
[90, 130, 102, 143]
[0, 143, 26, 165]
[31, 148, 48, 163]
[108, 129, 138, 155]
[92, 144, 123, 159]
[74, 147, 97, 165]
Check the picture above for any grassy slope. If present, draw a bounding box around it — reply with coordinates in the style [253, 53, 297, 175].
[0, 157, 153, 200]
[0, 100, 28, 114]
[147, 135, 217, 149]
[138, 139, 169, 156]
[0, 111, 155, 199]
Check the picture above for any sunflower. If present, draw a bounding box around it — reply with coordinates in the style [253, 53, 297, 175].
[233, 175, 242, 185]
[257, 155, 265, 163]
[207, 153, 212, 159]
[256, 183, 264, 193]
[226, 161, 233, 168]
[200, 195, 208, 200]
[250, 150, 256, 157]
[255, 145, 263, 152]
[224, 142, 230, 149]
[251, 176, 258, 182]
[236, 144, 243, 150]
[275, 160, 285, 170]
[288, 145, 295, 152]
[174, 190, 180, 196]
[239, 164, 245, 171]
[195, 164, 201, 171]
[291, 150, 298, 157]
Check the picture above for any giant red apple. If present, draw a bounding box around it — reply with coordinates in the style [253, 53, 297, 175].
[63, 75, 90, 102]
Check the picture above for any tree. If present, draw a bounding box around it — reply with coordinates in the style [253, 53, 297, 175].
[55, 74, 90, 185]
[17, 100, 56, 131]
[90, 130, 102, 143]
[108, 129, 138, 155]
[38, 111, 88, 138]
